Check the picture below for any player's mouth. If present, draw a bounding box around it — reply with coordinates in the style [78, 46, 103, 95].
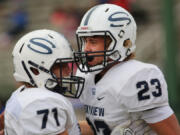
[87, 55, 94, 62]
[86, 55, 97, 66]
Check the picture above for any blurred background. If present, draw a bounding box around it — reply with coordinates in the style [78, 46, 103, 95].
[0, 0, 179, 121]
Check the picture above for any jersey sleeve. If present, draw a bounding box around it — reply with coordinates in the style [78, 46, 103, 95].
[141, 105, 173, 123]
[19, 98, 68, 135]
[118, 66, 169, 112]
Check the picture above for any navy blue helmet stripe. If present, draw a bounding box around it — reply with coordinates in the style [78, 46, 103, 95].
[84, 5, 99, 25]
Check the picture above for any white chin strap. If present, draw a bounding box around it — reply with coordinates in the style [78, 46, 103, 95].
[89, 65, 103, 75]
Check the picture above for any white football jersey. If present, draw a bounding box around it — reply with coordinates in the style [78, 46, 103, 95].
[4, 86, 81, 135]
[77, 60, 171, 135]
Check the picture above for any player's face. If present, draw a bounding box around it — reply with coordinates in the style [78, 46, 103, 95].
[84, 36, 106, 66]
[51, 63, 71, 78]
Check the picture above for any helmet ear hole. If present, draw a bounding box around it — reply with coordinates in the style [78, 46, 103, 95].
[30, 67, 39, 75]
[123, 39, 132, 48]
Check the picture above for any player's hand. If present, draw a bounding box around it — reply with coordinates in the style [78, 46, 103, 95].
[110, 120, 135, 135]
[0, 130, 4, 135]
[110, 125, 134, 135]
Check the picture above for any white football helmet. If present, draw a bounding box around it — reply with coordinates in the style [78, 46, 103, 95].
[13, 29, 84, 98]
[74, 4, 137, 72]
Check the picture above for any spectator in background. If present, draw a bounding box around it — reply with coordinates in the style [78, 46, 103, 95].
[98, 0, 135, 11]
[7, 7, 28, 38]
[0, 6, 28, 48]
[50, 7, 80, 48]
[0, 0, 5, 11]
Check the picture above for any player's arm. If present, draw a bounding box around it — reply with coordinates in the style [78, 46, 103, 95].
[148, 114, 180, 135]
[0, 130, 4, 135]
[79, 120, 94, 135]
[57, 130, 68, 135]
[141, 105, 180, 135]
[0, 112, 4, 135]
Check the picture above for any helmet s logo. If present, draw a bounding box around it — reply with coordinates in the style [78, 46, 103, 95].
[28, 38, 56, 54]
[108, 12, 131, 27]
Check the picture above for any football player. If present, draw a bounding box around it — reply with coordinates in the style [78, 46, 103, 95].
[3, 29, 85, 135]
[74, 4, 180, 135]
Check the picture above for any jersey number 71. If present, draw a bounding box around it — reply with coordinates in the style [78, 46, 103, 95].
[37, 108, 60, 129]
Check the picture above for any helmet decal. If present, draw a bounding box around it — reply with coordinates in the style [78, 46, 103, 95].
[108, 12, 131, 27]
[28, 38, 56, 54]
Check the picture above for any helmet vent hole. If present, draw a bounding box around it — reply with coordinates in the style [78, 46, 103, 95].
[105, 8, 109, 12]
[123, 39, 132, 48]
[48, 34, 54, 39]
[19, 43, 25, 53]
[118, 30, 125, 38]
[30, 67, 39, 75]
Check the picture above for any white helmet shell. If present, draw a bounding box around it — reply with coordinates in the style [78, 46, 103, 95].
[12, 29, 72, 88]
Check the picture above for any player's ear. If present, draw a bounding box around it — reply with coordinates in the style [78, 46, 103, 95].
[123, 39, 132, 48]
